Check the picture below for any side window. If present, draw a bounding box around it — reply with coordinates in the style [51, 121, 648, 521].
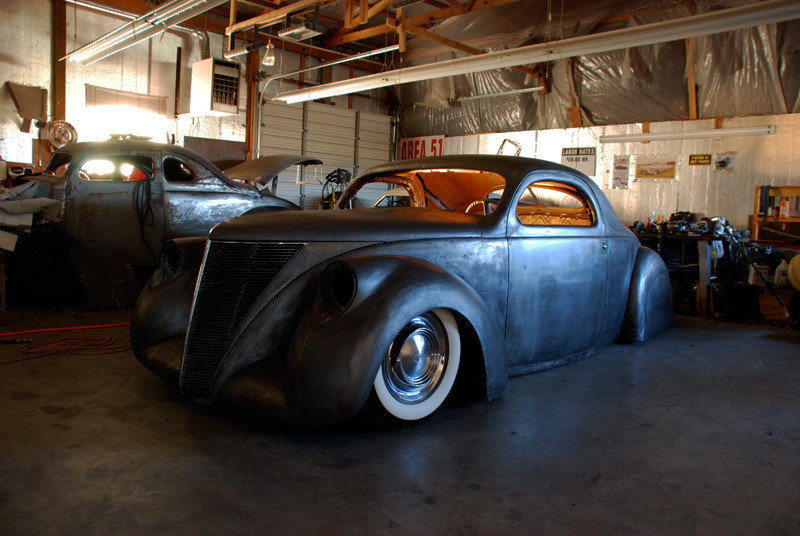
[77, 156, 153, 182]
[516, 181, 594, 227]
[163, 157, 195, 182]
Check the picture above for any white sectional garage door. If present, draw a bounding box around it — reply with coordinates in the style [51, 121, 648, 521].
[259, 101, 392, 209]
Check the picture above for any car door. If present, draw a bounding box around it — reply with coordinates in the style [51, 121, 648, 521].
[161, 154, 257, 239]
[64, 152, 165, 266]
[505, 172, 609, 370]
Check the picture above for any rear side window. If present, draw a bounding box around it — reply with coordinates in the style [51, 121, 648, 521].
[163, 157, 195, 182]
[516, 181, 594, 226]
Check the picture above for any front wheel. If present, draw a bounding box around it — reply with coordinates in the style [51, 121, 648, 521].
[364, 308, 460, 426]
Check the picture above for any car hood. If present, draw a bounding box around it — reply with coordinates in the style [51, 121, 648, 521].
[210, 207, 484, 242]
[224, 155, 323, 186]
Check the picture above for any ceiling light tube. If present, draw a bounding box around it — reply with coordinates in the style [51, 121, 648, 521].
[64, 0, 226, 64]
[272, 0, 800, 104]
[598, 125, 777, 143]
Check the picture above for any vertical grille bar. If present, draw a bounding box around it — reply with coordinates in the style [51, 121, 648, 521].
[180, 241, 304, 400]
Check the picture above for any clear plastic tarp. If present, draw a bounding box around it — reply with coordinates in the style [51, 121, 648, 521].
[396, 0, 800, 137]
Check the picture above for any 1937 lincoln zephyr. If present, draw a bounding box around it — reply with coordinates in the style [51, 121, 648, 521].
[131, 155, 672, 427]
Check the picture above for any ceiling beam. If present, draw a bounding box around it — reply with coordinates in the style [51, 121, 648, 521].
[227, 0, 338, 34]
[273, 0, 800, 104]
[324, 0, 519, 47]
[405, 24, 536, 76]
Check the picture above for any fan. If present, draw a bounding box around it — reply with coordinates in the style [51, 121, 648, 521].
[41, 120, 78, 148]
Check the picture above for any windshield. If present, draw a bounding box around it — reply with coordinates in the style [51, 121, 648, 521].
[339, 168, 506, 212]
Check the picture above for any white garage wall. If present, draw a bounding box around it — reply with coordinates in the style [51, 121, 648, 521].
[0, 0, 52, 164]
[441, 113, 800, 230]
[0, 0, 389, 166]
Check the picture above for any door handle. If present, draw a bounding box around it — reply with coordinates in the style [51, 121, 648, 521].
[602, 241, 608, 251]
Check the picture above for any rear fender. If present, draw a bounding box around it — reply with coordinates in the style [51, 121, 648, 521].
[283, 255, 507, 425]
[619, 246, 673, 342]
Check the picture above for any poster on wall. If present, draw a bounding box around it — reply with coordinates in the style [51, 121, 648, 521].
[714, 152, 737, 171]
[399, 136, 445, 160]
[561, 147, 597, 176]
[611, 155, 630, 189]
[635, 156, 677, 179]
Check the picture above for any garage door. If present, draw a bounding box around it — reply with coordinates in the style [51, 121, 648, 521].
[259, 101, 392, 209]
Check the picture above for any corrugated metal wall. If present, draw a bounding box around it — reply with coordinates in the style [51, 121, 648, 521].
[260, 101, 392, 209]
[441, 113, 800, 230]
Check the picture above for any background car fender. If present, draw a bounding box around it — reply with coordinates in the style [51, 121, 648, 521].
[130, 237, 206, 365]
[619, 246, 673, 342]
[282, 255, 508, 425]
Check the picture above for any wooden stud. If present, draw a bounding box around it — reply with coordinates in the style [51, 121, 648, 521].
[345, 0, 354, 28]
[244, 48, 261, 160]
[228, 0, 238, 52]
[52, 0, 67, 121]
[686, 38, 698, 120]
[398, 7, 406, 54]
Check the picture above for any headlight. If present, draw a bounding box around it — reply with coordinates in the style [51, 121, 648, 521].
[320, 261, 357, 312]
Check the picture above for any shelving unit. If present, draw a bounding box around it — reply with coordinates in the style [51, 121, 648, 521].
[750, 185, 800, 240]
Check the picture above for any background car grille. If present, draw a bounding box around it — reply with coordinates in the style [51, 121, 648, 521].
[179, 241, 304, 400]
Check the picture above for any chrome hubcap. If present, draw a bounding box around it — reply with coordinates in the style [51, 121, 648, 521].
[382, 312, 448, 404]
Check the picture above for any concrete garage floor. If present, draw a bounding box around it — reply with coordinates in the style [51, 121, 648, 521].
[1, 308, 799, 535]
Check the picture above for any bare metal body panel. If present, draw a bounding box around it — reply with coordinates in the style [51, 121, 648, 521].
[131, 155, 672, 426]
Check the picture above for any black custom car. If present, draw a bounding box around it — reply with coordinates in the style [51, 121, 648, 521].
[131, 155, 672, 426]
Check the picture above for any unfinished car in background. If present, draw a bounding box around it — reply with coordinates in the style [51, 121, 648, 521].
[131, 155, 672, 427]
[8, 140, 318, 303]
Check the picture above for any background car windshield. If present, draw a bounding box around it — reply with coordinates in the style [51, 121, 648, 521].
[78, 155, 154, 181]
[346, 169, 506, 212]
[43, 153, 72, 177]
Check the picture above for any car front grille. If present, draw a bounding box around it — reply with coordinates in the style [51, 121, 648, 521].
[179, 241, 304, 400]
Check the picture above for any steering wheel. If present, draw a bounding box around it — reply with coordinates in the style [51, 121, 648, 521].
[78, 170, 91, 181]
[465, 198, 499, 215]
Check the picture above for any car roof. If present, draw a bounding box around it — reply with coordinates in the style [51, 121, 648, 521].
[359, 155, 589, 191]
[56, 139, 233, 184]
[357, 154, 628, 234]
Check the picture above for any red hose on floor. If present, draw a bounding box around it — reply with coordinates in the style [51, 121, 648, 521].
[0, 322, 131, 338]
[0, 322, 132, 364]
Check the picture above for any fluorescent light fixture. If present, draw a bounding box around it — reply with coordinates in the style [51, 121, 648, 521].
[277, 23, 323, 41]
[272, 0, 800, 104]
[64, 0, 226, 65]
[598, 125, 777, 143]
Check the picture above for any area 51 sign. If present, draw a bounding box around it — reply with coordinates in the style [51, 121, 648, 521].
[399, 136, 445, 160]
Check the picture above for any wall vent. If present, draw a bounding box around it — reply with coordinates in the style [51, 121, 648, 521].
[190, 58, 240, 115]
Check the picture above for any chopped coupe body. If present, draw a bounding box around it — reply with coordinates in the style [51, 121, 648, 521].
[131, 155, 672, 426]
[35, 140, 304, 267]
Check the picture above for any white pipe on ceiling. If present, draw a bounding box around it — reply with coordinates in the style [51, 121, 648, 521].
[272, 0, 800, 104]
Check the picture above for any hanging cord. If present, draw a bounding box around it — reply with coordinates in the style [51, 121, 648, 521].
[0, 322, 132, 364]
[134, 177, 157, 263]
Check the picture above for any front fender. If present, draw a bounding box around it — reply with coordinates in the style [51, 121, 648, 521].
[282, 255, 507, 425]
